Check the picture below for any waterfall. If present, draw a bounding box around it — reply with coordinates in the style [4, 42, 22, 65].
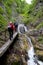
[18, 24, 43, 65]
[27, 36, 43, 65]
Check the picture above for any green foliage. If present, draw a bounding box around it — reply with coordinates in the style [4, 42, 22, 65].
[0, 0, 27, 30]
[21, 0, 38, 24]
[0, 6, 4, 14]
[37, 7, 43, 18]
[0, 14, 7, 28]
[3, 0, 14, 6]
[22, 0, 43, 27]
[6, 6, 12, 17]
[0, 0, 15, 30]
[15, 0, 27, 13]
[0, 0, 43, 30]
[0, 14, 7, 25]
[0, 0, 2, 2]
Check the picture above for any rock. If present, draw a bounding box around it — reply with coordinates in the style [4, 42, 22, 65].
[28, 29, 40, 36]
[38, 55, 43, 61]
[39, 28, 43, 35]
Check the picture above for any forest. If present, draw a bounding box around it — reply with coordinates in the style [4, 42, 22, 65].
[0, 0, 43, 30]
[0, 0, 43, 65]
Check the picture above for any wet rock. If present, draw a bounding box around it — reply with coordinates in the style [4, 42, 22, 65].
[39, 28, 43, 35]
[25, 54, 29, 61]
[38, 55, 43, 61]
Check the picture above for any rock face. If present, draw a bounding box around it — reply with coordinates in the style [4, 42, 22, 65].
[30, 36, 43, 61]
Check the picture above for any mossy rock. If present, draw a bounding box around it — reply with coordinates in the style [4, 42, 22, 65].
[38, 55, 43, 61]
[11, 61, 20, 65]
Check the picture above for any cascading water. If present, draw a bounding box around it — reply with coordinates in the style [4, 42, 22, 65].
[18, 24, 43, 65]
[27, 37, 43, 65]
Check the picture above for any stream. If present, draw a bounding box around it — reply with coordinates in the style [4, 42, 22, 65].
[18, 24, 43, 65]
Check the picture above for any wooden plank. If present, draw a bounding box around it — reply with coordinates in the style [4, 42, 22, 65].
[0, 32, 18, 57]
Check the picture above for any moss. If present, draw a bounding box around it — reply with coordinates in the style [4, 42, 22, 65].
[38, 55, 43, 61]
[0, 0, 2, 2]
[11, 61, 20, 65]
[38, 36, 43, 41]
[35, 49, 43, 61]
